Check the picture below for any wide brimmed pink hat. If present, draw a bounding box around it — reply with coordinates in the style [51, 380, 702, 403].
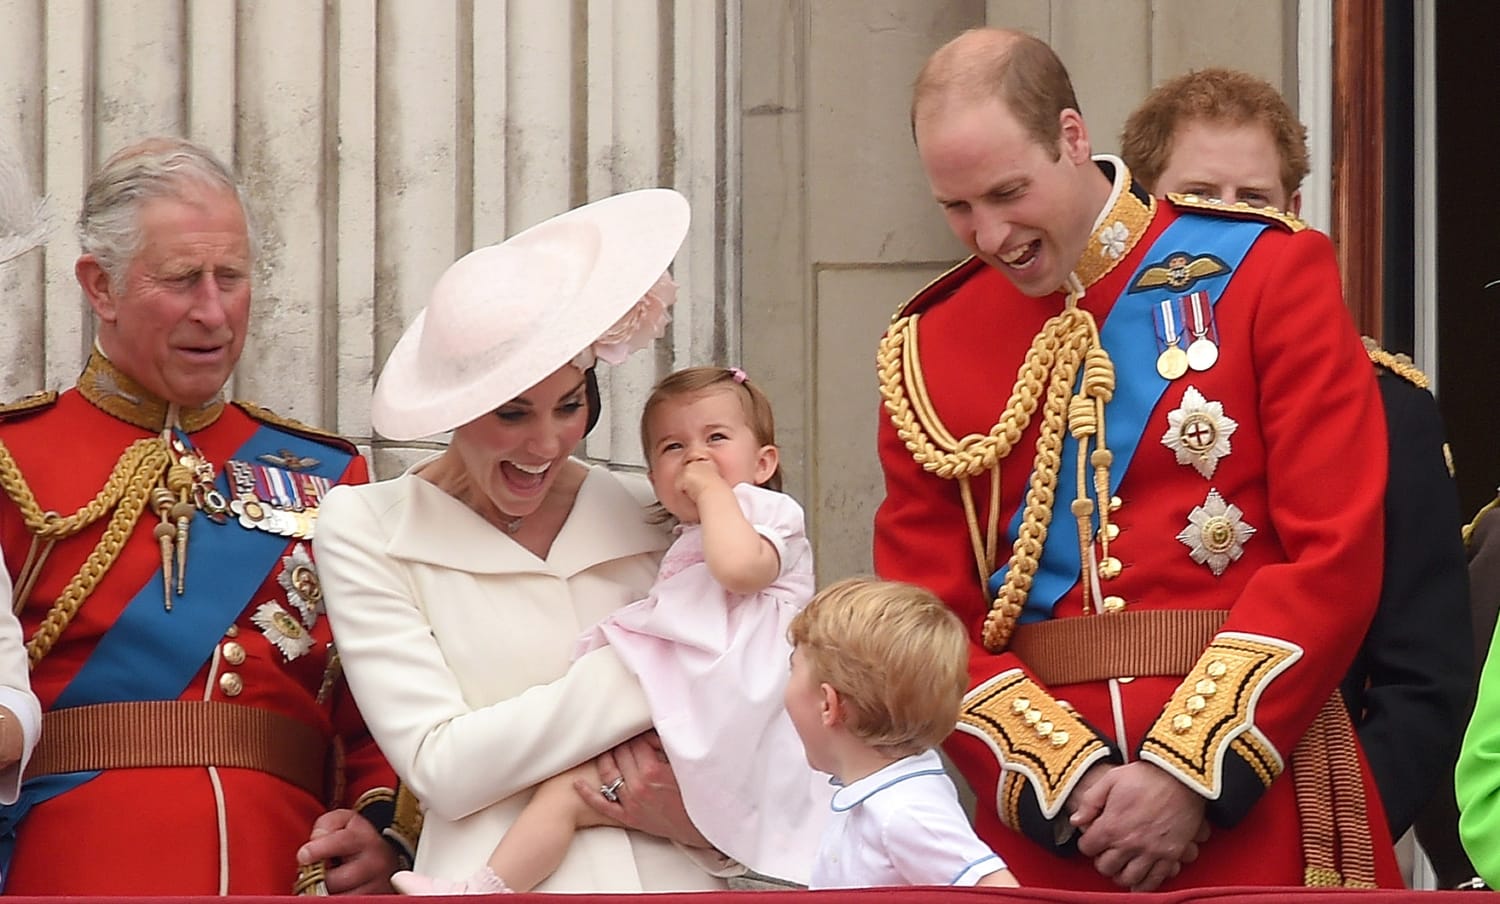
[371, 188, 690, 440]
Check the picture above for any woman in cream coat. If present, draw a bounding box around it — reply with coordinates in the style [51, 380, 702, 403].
[315, 190, 734, 891]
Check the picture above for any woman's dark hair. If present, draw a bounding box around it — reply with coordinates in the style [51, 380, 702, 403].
[585, 367, 602, 435]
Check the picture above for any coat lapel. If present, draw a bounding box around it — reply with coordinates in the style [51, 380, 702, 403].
[384, 464, 669, 578]
[549, 467, 671, 578]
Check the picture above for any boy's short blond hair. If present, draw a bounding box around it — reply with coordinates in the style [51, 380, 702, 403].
[788, 577, 969, 757]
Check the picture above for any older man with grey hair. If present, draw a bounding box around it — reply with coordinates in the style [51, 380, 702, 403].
[0, 136, 411, 895]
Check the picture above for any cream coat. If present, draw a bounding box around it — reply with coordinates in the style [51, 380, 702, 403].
[316, 461, 732, 891]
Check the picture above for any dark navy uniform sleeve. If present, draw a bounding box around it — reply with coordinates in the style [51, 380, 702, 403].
[1340, 371, 1471, 836]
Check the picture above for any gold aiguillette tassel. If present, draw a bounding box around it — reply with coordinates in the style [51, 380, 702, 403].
[166, 462, 196, 596]
[172, 499, 194, 594]
[150, 487, 176, 612]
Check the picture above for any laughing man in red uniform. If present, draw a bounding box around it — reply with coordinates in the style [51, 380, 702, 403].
[875, 28, 1399, 891]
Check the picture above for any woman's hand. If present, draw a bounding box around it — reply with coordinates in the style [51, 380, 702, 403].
[575, 732, 713, 849]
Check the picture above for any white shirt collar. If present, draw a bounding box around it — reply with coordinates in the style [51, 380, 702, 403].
[829, 748, 948, 811]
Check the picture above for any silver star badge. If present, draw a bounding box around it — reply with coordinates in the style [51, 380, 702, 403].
[1177, 488, 1256, 576]
[1162, 386, 1238, 479]
[251, 601, 314, 661]
[277, 542, 322, 629]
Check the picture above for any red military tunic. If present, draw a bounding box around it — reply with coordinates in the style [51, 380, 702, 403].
[0, 352, 403, 894]
[874, 161, 1399, 890]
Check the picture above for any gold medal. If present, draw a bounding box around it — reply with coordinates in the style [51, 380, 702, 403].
[1157, 345, 1188, 380]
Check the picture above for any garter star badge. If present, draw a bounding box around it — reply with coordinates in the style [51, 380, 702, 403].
[252, 601, 314, 661]
[1162, 386, 1238, 479]
[1177, 489, 1255, 576]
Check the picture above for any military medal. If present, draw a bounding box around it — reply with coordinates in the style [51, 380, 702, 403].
[1155, 299, 1188, 380]
[1161, 386, 1238, 479]
[1183, 291, 1220, 372]
[1177, 488, 1256, 576]
[226, 459, 323, 539]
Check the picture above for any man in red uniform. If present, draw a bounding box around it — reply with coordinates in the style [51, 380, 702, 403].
[0, 137, 413, 894]
[875, 28, 1398, 891]
[1120, 68, 1473, 887]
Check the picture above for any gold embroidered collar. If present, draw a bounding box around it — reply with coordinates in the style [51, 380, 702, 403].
[77, 350, 225, 433]
[1070, 155, 1156, 290]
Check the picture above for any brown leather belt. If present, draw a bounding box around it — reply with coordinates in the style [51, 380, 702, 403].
[1007, 609, 1231, 686]
[26, 700, 328, 799]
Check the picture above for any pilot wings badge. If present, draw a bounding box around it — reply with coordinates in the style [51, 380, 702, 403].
[1129, 252, 1229, 294]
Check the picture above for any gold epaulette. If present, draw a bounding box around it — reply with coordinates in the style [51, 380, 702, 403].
[890, 257, 987, 321]
[1166, 193, 1307, 232]
[0, 390, 58, 422]
[232, 401, 359, 456]
[1361, 336, 1431, 391]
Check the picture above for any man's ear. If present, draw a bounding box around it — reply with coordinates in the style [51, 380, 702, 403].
[754, 444, 780, 487]
[1288, 188, 1303, 217]
[76, 255, 119, 323]
[1058, 108, 1092, 165]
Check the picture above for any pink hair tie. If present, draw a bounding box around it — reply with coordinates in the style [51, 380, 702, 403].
[730, 368, 748, 383]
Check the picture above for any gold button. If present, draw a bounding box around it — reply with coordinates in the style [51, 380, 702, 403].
[219, 672, 244, 697]
[1036, 720, 1054, 737]
[1109, 495, 1123, 512]
[1104, 523, 1121, 541]
[1195, 678, 1218, 696]
[1172, 713, 1194, 733]
[1206, 661, 1228, 679]
[1098, 557, 1122, 580]
[1186, 695, 1206, 713]
[1024, 709, 1043, 725]
[225, 625, 239, 638]
[221, 642, 246, 666]
[1011, 697, 1030, 714]
[1102, 595, 1126, 613]
[1050, 730, 1070, 747]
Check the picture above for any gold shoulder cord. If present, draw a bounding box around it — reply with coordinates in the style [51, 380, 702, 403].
[0, 437, 170, 667]
[1361, 336, 1431, 391]
[878, 274, 1116, 651]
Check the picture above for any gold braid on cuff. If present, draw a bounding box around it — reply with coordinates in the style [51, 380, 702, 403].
[1138, 632, 1302, 798]
[955, 668, 1111, 822]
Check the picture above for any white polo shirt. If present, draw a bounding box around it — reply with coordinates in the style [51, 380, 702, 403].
[810, 749, 1007, 888]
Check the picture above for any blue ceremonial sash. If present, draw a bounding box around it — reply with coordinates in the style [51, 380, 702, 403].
[0, 423, 351, 886]
[987, 214, 1269, 624]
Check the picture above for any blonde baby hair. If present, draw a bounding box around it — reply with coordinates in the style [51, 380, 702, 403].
[788, 576, 968, 757]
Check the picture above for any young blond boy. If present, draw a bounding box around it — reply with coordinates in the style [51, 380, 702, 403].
[785, 577, 1018, 888]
